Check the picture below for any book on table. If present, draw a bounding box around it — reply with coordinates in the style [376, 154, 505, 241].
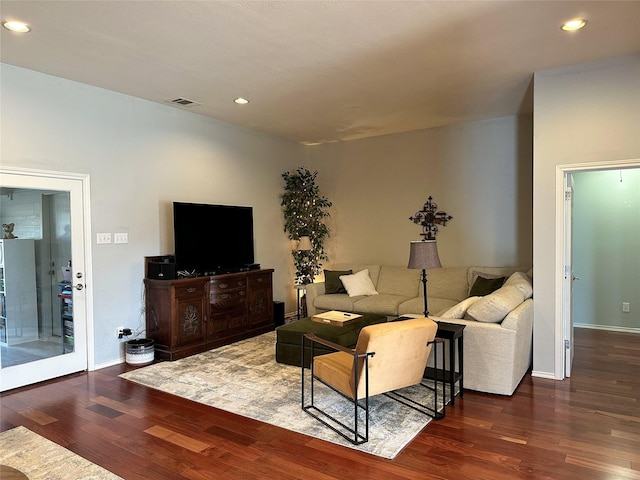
[312, 310, 363, 326]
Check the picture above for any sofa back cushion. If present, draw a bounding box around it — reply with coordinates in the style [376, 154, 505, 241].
[425, 267, 469, 302]
[332, 264, 381, 287]
[376, 266, 421, 296]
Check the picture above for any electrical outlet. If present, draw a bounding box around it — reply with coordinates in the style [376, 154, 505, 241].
[622, 302, 630, 313]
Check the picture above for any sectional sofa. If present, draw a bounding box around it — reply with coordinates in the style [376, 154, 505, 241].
[304, 263, 533, 395]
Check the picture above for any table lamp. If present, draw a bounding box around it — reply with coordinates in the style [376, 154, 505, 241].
[407, 240, 442, 316]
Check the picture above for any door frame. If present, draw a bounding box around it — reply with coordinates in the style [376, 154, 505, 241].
[0, 166, 95, 373]
[555, 158, 640, 380]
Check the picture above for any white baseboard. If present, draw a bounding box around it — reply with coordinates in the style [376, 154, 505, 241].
[91, 356, 125, 371]
[574, 324, 640, 334]
[531, 370, 558, 380]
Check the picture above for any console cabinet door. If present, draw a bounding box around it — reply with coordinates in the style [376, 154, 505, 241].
[247, 271, 273, 328]
[210, 275, 248, 338]
[173, 280, 209, 347]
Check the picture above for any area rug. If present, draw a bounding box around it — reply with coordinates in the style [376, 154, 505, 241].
[0, 426, 123, 479]
[120, 332, 446, 459]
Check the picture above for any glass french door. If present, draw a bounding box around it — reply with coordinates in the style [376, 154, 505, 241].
[0, 168, 90, 391]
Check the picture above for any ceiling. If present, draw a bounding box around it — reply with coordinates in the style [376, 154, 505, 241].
[1, 1, 639, 145]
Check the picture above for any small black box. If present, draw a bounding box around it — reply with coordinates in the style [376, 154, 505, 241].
[148, 262, 176, 280]
[273, 301, 285, 326]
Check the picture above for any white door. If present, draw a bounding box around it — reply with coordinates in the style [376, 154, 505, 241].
[0, 168, 91, 391]
[563, 173, 576, 377]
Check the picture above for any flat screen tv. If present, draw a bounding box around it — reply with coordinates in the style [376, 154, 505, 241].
[173, 202, 255, 275]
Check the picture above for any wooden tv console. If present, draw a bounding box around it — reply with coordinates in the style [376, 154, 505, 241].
[144, 268, 274, 361]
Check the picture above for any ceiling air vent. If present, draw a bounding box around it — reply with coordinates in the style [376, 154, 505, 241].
[166, 97, 202, 107]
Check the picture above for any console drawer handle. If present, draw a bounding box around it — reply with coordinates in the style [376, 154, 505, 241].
[220, 283, 228, 289]
[186, 287, 196, 293]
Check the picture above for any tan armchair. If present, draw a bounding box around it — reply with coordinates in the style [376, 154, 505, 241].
[301, 317, 443, 445]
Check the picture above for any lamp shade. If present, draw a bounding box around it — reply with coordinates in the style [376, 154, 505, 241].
[297, 236, 312, 251]
[407, 240, 442, 270]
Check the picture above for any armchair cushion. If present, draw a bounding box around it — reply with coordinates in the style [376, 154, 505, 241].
[313, 317, 438, 399]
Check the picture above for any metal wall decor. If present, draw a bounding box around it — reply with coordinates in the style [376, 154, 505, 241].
[409, 196, 453, 240]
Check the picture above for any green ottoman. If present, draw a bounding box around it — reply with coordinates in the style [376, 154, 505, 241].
[275, 313, 387, 367]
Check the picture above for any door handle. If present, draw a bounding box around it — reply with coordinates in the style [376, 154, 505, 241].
[572, 275, 580, 281]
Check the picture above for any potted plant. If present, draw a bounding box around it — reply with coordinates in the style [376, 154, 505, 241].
[281, 167, 332, 285]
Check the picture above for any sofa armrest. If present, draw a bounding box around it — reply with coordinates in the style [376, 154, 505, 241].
[431, 298, 533, 395]
[304, 282, 325, 317]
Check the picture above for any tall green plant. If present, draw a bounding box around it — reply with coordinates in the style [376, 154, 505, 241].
[281, 167, 332, 284]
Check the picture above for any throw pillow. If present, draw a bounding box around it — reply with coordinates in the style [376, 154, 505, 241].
[469, 276, 506, 296]
[503, 271, 533, 299]
[466, 285, 525, 323]
[439, 296, 482, 319]
[339, 269, 379, 297]
[324, 269, 352, 294]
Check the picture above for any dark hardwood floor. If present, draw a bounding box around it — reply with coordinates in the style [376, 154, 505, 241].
[1, 328, 639, 479]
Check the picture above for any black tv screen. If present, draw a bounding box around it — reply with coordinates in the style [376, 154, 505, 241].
[173, 202, 254, 274]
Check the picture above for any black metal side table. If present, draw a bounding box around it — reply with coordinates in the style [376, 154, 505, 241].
[432, 322, 465, 405]
[295, 285, 307, 319]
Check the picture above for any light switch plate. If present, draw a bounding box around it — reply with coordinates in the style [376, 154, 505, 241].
[114, 233, 128, 244]
[97, 233, 111, 244]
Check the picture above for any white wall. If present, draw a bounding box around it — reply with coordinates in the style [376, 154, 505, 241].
[572, 168, 640, 331]
[533, 54, 640, 378]
[1, 64, 305, 366]
[310, 115, 533, 270]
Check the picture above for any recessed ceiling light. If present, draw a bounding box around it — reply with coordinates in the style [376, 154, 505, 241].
[234, 97, 249, 105]
[561, 18, 587, 31]
[3, 20, 30, 33]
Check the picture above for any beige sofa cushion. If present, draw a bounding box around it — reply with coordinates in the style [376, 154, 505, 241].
[376, 266, 421, 297]
[313, 293, 363, 312]
[425, 267, 469, 302]
[466, 285, 525, 323]
[398, 297, 458, 317]
[353, 294, 412, 316]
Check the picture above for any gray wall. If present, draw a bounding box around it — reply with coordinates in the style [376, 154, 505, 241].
[1, 63, 304, 367]
[310, 115, 533, 269]
[533, 54, 640, 378]
[572, 168, 640, 330]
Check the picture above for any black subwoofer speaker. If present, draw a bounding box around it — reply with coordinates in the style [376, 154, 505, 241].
[273, 301, 285, 326]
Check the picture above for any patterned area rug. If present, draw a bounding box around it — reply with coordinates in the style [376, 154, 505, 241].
[0, 426, 122, 479]
[120, 332, 445, 459]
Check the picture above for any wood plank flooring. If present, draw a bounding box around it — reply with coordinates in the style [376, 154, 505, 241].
[1, 328, 639, 479]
